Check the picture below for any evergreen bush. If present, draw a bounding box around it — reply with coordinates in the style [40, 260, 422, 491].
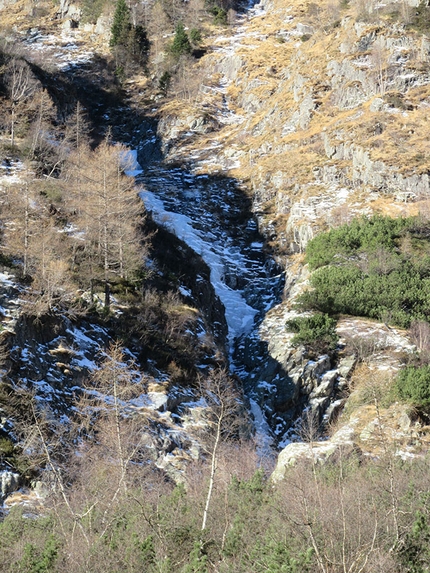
[81, 0, 108, 24]
[159, 71, 171, 95]
[299, 215, 430, 328]
[170, 23, 192, 57]
[398, 493, 430, 573]
[110, 0, 149, 73]
[210, 5, 228, 25]
[409, 0, 430, 33]
[305, 214, 413, 271]
[395, 365, 430, 409]
[286, 313, 339, 356]
[190, 28, 202, 44]
[110, 0, 130, 47]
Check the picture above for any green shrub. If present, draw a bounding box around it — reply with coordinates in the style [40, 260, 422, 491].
[159, 71, 171, 95]
[109, 0, 149, 73]
[81, 0, 109, 24]
[299, 262, 430, 328]
[0, 509, 60, 572]
[170, 23, 192, 57]
[299, 215, 430, 328]
[395, 365, 430, 409]
[110, 0, 130, 46]
[305, 214, 414, 270]
[0, 436, 14, 456]
[286, 313, 339, 356]
[39, 182, 63, 205]
[397, 493, 430, 573]
[19, 535, 59, 573]
[189, 28, 202, 45]
[247, 539, 313, 573]
[408, 0, 430, 33]
[210, 6, 228, 25]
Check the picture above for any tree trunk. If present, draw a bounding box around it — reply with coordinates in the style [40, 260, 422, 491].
[104, 280, 110, 308]
[11, 103, 15, 148]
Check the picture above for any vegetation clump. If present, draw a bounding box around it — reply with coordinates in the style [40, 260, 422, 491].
[210, 5, 228, 25]
[81, 0, 108, 24]
[395, 365, 430, 410]
[286, 313, 339, 357]
[170, 23, 192, 58]
[408, 0, 430, 33]
[299, 215, 430, 328]
[110, 0, 150, 74]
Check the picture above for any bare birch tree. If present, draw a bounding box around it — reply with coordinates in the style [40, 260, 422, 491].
[74, 342, 151, 542]
[198, 369, 242, 533]
[4, 58, 37, 147]
[371, 37, 388, 96]
[2, 177, 39, 279]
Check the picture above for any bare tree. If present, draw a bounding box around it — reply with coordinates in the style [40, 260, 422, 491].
[65, 139, 147, 306]
[371, 37, 388, 96]
[4, 58, 37, 147]
[410, 320, 430, 362]
[281, 454, 388, 573]
[2, 177, 39, 278]
[198, 369, 242, 533]
[73, 342, 151, 542]
[28, 88, 56, 161]
[1, 176, 72, 312]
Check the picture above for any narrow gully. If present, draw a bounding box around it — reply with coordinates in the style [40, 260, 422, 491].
[125, 153, 286, 450]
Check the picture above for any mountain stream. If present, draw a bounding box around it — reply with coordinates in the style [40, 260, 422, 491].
[125, 154, 285, 451]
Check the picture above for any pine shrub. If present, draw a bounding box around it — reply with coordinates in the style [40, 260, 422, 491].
[286, 313, 339, 356]
[170, 23, 192, 57]
[299, 215, 430, 328]
[395, 365, 430, 409]
[110, 0, 130, 47]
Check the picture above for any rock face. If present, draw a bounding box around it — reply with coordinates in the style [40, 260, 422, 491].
[0, 0, 18, 10]
[57, 0, 82, 21]
[145, 0, 430, 453]
[240, 304, 350, 441]
[1, 471, 20, 500]
[271, 423, 358, 482]
[155, 0, 430, 259]
[1, 0, 428, 482]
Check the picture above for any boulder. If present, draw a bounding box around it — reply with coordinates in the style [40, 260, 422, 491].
[1, 470, 20, 499]
[337, 355, 356, 378]
[62, 19, 78, 30]
[271, 423, 357, 482]
[58, 0, 82, 21]
[296, 23, 315, 36]
[310, 370, 338, 398]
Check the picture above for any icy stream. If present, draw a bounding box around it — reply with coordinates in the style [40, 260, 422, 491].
[130, 158, 283, 349]
[120, 3, 285, 455]
[125, 153, 284, 450]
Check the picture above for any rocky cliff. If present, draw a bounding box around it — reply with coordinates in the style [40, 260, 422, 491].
[150, 0, 430, 457]
[159, 0, 430, 255]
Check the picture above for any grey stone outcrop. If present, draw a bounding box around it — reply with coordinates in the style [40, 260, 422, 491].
[1, 471, 20, 499]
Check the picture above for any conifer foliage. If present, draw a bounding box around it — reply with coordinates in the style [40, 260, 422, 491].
[110, 0, 131, 47]
[170, 23, 192, 57]
[110, 0, 150, 73]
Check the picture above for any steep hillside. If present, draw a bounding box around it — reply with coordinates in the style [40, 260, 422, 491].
[2, 1, 430, 571]
[1, 0, 430, 479]
[160, 0, 430, 249]
[150, 0, 430, 451]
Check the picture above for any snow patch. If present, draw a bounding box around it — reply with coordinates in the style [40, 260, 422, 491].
[140, 189, 257, 346]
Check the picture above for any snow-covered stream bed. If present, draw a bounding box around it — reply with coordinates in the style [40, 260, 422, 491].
[124, 153, 285, 449]
[139, 167, 283, 347]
